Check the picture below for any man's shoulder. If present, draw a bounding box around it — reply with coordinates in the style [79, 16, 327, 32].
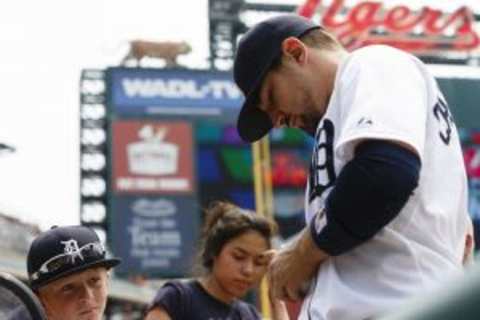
[337, 44, 425, 82]
[351, 44, 414, 60]
[344, 44, 419, 70]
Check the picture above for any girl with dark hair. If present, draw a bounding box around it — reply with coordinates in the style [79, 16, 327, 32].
[144, 201, 289, 320]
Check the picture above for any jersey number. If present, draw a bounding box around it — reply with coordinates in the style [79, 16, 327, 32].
[309, 119, 336, 202]
[433, 98, 454, 145]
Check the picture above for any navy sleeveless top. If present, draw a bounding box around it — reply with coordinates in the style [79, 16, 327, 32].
[148, 280, 262, 320]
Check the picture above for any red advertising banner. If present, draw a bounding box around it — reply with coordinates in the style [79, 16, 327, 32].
[464, 147, 480, 179]
[297, 0, 480, 53]
[112, 120, 195, 194]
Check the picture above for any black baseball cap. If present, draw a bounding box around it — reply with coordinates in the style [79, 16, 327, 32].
[27, 226, 121, 290]
[234, 14, 321, 143]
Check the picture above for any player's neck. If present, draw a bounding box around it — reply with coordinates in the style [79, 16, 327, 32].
[311, 48, 349, 115]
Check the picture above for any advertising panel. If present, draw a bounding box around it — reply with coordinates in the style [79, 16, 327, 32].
[462, 130, 480, 238]
[111, 195, 199, 277]
[107, 68, 243, 116]
[112, 120, 195, 194]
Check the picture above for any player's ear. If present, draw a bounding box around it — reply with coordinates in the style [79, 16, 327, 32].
[281, 37, 307, 65]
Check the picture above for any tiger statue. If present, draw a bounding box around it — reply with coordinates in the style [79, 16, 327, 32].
[121, 40, 192, 67]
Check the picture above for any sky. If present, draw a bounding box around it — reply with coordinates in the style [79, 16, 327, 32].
[0, 0, 479, 230]
[0, 0, 210, 230]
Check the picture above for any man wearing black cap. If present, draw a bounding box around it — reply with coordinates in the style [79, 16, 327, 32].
[27, 226, 120, 320]
[234, 14, 471, 319]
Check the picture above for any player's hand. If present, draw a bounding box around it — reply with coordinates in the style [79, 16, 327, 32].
[267, 228, 329, 302]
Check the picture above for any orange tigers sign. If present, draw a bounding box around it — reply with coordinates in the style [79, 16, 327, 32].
[297, 0, 480, 53]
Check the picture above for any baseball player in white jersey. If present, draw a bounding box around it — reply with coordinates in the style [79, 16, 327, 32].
[232, 14, 471, 319]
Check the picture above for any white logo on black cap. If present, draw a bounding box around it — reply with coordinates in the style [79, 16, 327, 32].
[61, 239, 84, 264]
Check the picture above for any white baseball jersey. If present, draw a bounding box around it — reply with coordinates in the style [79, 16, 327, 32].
[301, 45, 470, 320]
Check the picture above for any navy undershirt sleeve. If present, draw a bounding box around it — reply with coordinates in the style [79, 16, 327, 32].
[147, 282, 186, 319]
[310, 140, 421, 256]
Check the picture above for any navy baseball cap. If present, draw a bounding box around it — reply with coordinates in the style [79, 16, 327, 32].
[234, 14, 321, 142]
[27, 226, 121, 290]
